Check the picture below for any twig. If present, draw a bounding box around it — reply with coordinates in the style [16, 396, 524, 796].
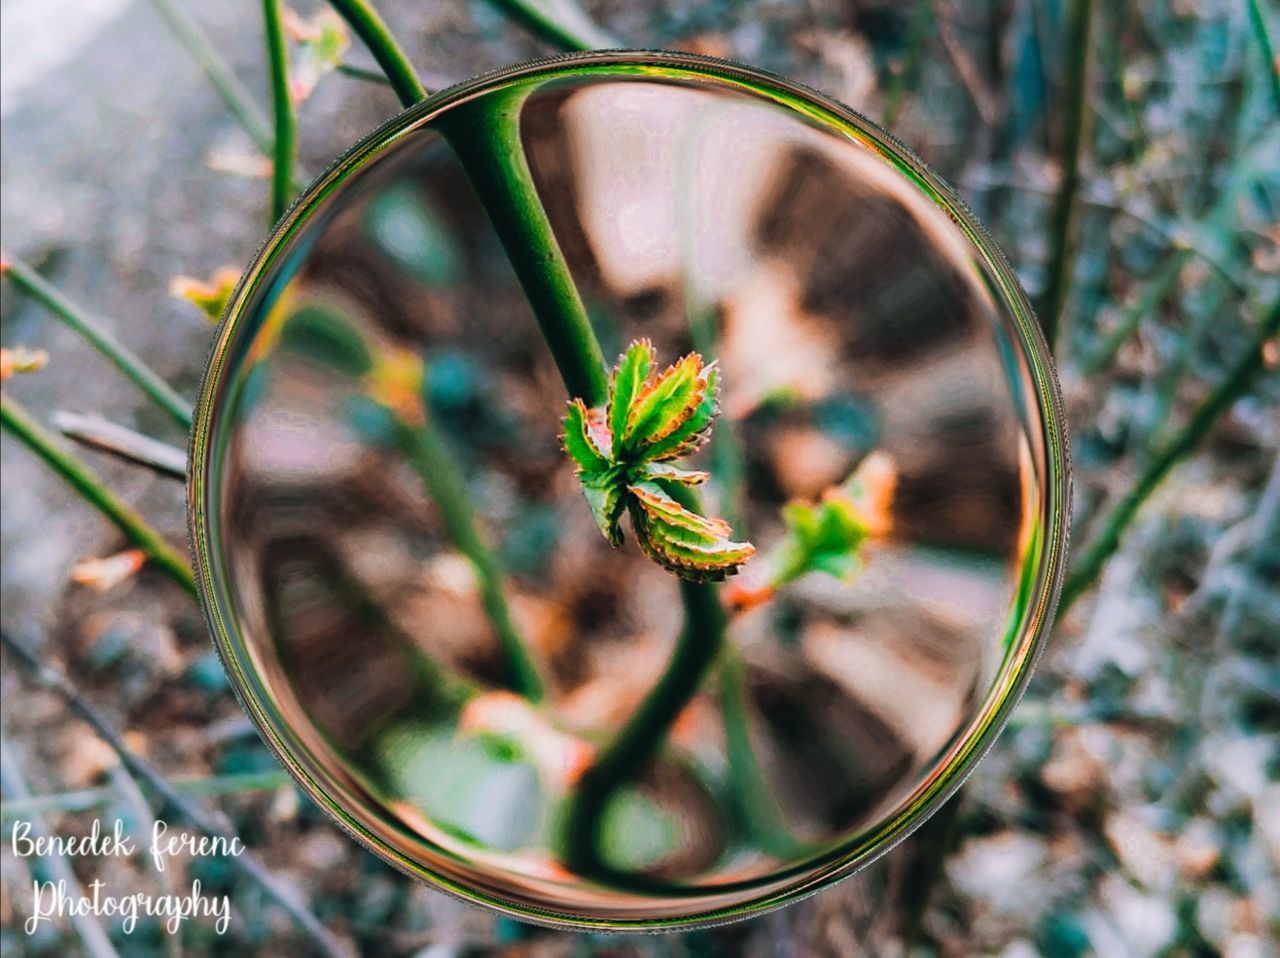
[337, 61, 456, 91]
[937, 15, 998, 126]
[882, 0, 933, 128]
[0, 739, 121, 958]
[4, 258, 192, 430]
[1, 770, 292, 822]
[326, 0, 426, 106]
[53, 411, 187, 481]
[143, 0, 274, 155]
[396, 417, 545, 701]
[1, 396, 195, 595]
[482, 0, 620, 52]
[1059, 297, 1280, 613]
[262, 0, 296, 223]
[0, 632, 350, 958]
[1038, 0, 1096, 351]
[1246, 0, 1280, 111]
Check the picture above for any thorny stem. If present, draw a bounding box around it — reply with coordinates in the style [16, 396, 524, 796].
[4, 258, 193, 430]
[1, 395, 195, 595]
[262, 0, 296, 223]
[439, 86, 610, 406]
[326, 0, 426, 107]
[1060, 297, 1280, 613]
[144, 0, 274, 154]
[482, 0, 620, 53]
[1039, 0, 1096, 352]
[396, 417, 545, 701]
[0, 740, 121, 958]
[0, 631, 348, 958]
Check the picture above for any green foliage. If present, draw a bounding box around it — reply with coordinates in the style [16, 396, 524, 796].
[561, 340, 753, 582]
[773, 495, 869, 587]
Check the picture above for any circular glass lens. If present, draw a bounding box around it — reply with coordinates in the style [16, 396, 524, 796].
[189, 51, 1069, 929]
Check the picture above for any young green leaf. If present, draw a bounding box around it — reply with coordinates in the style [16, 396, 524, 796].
[559, 342, 752, 581]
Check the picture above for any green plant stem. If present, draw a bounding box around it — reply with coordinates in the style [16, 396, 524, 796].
[482, 0, 620, 52]
[563, 574, 726, 881]
[4, 258, 192, 430]
[688, 303, 747, 531]
[144, 0, 274, 154]
[718, 649, 809, 858]
[1060, 297, 1280, 613]
[440, 85, 724, 883]
[1039, 0, 1096, 351]
[0, 631, 347, 958]
[0, 770, 292, 822]
[1, 395, 196, 595]
[0, 740, 121, 958]
[262, 0, 295, 223]
[1081, 251, 1188, 375]
[396, 416, 545, 702]
[326, 0, 426, 107]
[439, 86, 609, 405]
[882, 0, 934, 129]
[1246, 0, 1280, 111]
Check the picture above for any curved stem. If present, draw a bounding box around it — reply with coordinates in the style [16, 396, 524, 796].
[396, 416, 545, 701]
[1060, 296, 1280, 613]
[4, 258, 192, 430]
[439, 86, 609, 406]
[1, 395, 195, 595]
[262, 0, 296, 223]
[563, 575, 725, 881]
[326, 0, 426, 107]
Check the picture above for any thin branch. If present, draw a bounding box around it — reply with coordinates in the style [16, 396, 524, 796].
[326, 0, 426, 107]
[143, 0, 274, 154]
[1, 395, 195, 595]
[337, 61, 456, 91]
[1038, 0, 1096, 350]
[0, 739, 121, 958]
[396, 416, 545, 701]
[0, 632, 350, 958]
[1, 770, 291, 822]
[53, 411, 187, 481]
[262, 0, 296, 223]
[482, 0, 620, 52]
[1246, 0, 1280, 111]
[4, 258, 192, 430]
[1060, 297, 1280, 613]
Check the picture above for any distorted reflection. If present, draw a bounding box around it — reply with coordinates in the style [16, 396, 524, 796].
[196, 63, 1058, 923]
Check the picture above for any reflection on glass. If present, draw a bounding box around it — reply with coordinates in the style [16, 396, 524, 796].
[191, 54, 1068, 927]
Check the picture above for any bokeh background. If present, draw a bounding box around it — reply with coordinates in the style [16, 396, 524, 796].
[1, 0, 1277, 955]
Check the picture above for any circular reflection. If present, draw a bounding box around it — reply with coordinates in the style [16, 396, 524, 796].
[189, 51, 1069, 928]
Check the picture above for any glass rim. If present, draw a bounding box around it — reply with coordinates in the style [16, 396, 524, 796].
[187, 48, 1073, 931]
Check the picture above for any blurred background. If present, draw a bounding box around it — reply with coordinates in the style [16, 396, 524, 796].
[1, 0, 1277, 955]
